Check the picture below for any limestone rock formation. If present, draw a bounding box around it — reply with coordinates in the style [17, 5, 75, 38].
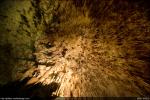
[0, 0, 150, 98]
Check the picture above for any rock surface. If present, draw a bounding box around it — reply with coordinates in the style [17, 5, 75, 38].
[0, 0, 150, 98]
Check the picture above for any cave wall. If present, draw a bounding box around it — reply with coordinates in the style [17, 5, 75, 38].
[0, 0, 150, 97]
[0, 0, 32, 84]
[0, 0, 59, 84]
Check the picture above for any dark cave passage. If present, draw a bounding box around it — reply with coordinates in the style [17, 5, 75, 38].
[0, 0, 150, 99]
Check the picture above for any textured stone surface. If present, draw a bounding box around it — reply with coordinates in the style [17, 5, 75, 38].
[0, 0, 150, 98]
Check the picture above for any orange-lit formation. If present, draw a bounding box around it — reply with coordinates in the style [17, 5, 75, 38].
[0, 0, 150, 99]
